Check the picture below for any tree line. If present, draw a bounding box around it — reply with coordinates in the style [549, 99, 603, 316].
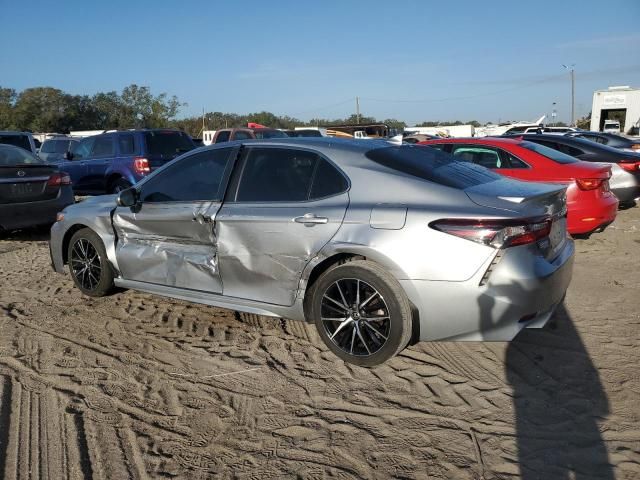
[1, 84, 532, 138]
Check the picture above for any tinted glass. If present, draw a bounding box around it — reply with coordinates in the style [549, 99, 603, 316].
[0, 145, 43, 165]
[452, 146, 502, 168]
[40, 140, 57, 153]
[71, 137, 94, 160]
[365, 145, 501, 189]
[310, 159, 348, 199]
[118, 134, 135, 154]
[253, 129, 288, 139]
[236, 148, 317, 202]
[54, 140, 72, 153]
[505, 153, 529, 168]
[215, 131, 230, 143]
[520, 141, 579, 164]
[140, 148, 231, 203]
[92, 136, 115, 157]
[0, 135, 31, 151]
[233, 131, 253, 140]
[143, 131, 194, 156]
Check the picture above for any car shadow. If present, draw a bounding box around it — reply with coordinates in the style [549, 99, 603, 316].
[479, 288, 613, 479]
[0, 227, 51, 242]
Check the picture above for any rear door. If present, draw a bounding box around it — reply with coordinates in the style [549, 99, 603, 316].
[216, 146, 349, 305]
[112, 147, 236, 292]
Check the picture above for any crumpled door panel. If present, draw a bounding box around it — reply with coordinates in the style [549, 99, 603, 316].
[113, 201, 223, 293]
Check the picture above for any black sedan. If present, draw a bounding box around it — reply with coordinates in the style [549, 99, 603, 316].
[509, 134, 640, 206]
[0, 144, 75, 233]
[565, 131, 640, 153]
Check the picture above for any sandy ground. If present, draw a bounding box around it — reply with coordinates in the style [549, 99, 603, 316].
[0, 207, 639, 480]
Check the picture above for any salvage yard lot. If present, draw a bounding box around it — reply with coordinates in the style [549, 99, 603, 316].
[0, 208, 639, 479]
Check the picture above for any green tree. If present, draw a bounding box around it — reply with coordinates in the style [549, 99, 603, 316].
[0, 87, 17, 129]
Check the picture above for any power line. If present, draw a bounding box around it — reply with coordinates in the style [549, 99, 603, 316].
[360, 73, 567, 104]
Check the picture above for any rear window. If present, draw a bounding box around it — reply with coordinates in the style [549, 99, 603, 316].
[0, 135, 31, 152]
[0, 145, 43, 165]
[144, 131, 195, 156]
[365, 145, 501, 189]
[520, 141, 579, 164]
[253, 129, 288, 139]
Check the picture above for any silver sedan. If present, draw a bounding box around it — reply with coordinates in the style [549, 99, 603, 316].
[49, 138, 574, 366]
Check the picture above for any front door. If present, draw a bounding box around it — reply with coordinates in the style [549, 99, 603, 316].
[216, 146, 349, 306]
[85, 134, 115, 193]
[112, 147, 236, 293]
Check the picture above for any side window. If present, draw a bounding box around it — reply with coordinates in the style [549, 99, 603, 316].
[558, 144, 584, 156]
[71, 137, 95, 160]
[233, 131, 252, 140]
[235, 148, 318, 202]
[215, 131, 230, 143]
[40, 141, 56, 153]
[91, 136, 115, 157]
[309, 159, 348, 199]
[452, 146, 502, 169]
[503, 152, 529, 168]
[118, 134, 135, 155]
[140, 148, 231, 203]
[427, 143, 445, 150]
[55, 140, 72, 154]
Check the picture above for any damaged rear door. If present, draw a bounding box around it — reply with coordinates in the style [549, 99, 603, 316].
[112, 147, 236, 292]
[216, 146, 349, 306]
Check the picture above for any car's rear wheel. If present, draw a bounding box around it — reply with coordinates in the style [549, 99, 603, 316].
[68, 228, 114, 297]
[110, 178, 132, 193]
[309, 260, 412, 367]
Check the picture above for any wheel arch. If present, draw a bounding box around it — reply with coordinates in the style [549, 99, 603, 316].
[61, 223, 92, 264]
[301, 246, 420, 342]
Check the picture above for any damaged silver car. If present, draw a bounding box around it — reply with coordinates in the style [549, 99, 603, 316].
[50, 138, 574, 366]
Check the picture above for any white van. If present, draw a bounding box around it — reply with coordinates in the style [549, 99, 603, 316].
[603, 120, 621, 134]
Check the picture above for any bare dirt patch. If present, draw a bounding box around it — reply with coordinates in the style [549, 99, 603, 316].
[0, 208, 639, 479]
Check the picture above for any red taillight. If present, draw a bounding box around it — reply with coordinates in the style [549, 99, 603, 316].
[47, 172, 71, 186]
[430, 218, 552, 248]
[619, 160, 640, 172]
[575, 178, 604, 191]
[133, 157, 150, 174]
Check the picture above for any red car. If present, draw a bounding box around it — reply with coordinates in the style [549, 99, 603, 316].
[419, 137, 618, 235]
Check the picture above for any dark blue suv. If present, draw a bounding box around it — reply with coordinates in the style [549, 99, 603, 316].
[60, 129, 195, 194]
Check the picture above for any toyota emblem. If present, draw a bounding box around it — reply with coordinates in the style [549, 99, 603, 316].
[17, 170, 26, 177]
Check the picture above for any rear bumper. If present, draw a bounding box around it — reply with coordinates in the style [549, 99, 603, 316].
[0, 187, 74, 231]
[401, 238, 575, 342]
[567, 194, 618, 234]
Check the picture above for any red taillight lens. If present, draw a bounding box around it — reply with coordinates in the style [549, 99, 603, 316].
[47, 172, 71, 186]
[133, 157, 150, 174]
[619, 160, 640, 172]
[576, 178, 604, 190]
[430, 218, 552, 248]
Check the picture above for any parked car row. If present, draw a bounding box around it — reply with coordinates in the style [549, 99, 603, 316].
[1, 123, 638, 366]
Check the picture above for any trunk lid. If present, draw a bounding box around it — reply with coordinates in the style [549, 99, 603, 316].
[465, 178, 568, 259]
[0, 164, 60, 204]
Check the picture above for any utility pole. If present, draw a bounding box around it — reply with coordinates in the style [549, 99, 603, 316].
[356, 96, 360, 124]
[562, 64, 576, 126]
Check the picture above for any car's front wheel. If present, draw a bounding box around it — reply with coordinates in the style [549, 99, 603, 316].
[309, 259, 413, 367]
[67, 228, 114, 297]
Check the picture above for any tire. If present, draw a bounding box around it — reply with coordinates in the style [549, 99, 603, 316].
[110, 178, 132, 194]
[308, 259, 412, 367]
[67, 228, 114, 297]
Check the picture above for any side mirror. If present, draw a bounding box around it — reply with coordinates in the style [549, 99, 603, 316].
[116, 187, 139, 207]
[63, 151, 73, 160]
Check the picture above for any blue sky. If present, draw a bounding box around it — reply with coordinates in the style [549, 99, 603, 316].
[1, 0, 639, 125]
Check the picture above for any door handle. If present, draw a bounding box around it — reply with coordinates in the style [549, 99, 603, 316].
[193, 213, 213, 224]
[294, 214, 328, 225]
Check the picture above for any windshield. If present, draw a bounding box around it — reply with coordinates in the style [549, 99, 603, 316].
[365, 145, 501, 189]
[0, 134, 31, 152]
[520, 141, 579, 164]
[144, 131, 195, 156]
[253, 129, 288, 139]
[0, 145, 44, 165]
